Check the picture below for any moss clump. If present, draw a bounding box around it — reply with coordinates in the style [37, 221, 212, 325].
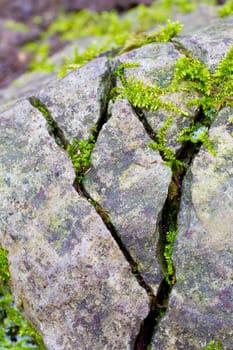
[120, 20, 183, 53]
[218, 0, 233, 17]
[4, 20, 30, 33]
[67, 135, 95, 183]
[203, 340, 222, 350]
[0, 248, 45, 349]
[163, 229, 177, 284]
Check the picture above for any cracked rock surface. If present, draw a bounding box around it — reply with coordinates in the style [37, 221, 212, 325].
[0, 100, 148, 350]
[151, 107, 233, 350]
[84, 98, 171, 292]
[35, 57, 112, 141]
[0, 9, 233, 350]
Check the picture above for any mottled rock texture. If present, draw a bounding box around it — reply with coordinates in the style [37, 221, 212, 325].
[179, 16, 233, 71]
[0, 100, 148, 350]
[151, 108, 233, 349]
[35, 57, 112, 141]
[0, 8, 233, 350]
[85, 98, 171, 293]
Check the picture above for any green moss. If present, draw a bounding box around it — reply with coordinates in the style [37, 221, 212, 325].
[120, 20, 183, 53]
[67, 135, 95, 183]
[203, 340, 222, 350]
[171, 56, 211, 95]
[164, 229, 177, 284]
[0, 248, 45, 349]
[218, 0, 233, 17]
[5, 20, 30, 33]
[23, 0, 217, 77]
[0, 248, 10, 283]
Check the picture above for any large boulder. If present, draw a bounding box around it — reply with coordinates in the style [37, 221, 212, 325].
[0, 100, 149, 349]
[0, 7, 232, 350]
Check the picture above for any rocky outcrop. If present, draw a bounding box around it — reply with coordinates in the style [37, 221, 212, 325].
[151, 107, 233, 350]
[0, 100, 149, 349]
[0, 8, 232, 350]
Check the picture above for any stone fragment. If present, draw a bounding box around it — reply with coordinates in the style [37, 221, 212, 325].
[151, 107, 233, 349]
[35, 56, 112, 141]
[0, 100, 149, 350]
[115, 42, 199, 152]
[84, 98, 171, 293]
[179, 16, 233, 71]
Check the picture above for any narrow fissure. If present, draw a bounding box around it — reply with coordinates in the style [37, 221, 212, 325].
[29, 96, 69, 149]
[133, 107, 208, 349]
[29, 74, 210, 350]
[29, 79, 158, 348]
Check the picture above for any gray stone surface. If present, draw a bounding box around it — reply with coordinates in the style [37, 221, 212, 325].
[0, 9, 233, 350]
[179, 15, 233, 71]
[35, 56, 112, 141]
[84, 98, 171, 292]
[151, 107, 233, 349]
[0, 100, 149, 350]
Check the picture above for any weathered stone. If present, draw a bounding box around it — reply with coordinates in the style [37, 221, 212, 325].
[35, 56, 112, 141]
[84, 98, 171, 292]
[179, 15, 233, 71]
[115, 42, 199, 152]
[151, 107, 233, 349]
[0, 100, 149, 350]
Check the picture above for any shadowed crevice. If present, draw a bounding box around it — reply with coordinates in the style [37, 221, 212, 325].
[133, 106, 208, 350]
[29, 96, 69, 149]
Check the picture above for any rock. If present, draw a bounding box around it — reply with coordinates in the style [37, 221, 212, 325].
[179, 15, 233, 71]
[151, 107, 233, 349]
[0, 8, 233, 350]
[0, 100, 149, 349]
[84, 98, 171, 292]
[34, 56, 112, 141]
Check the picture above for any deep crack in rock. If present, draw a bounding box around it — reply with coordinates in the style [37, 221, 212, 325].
[29, 81, 157, 349]
[29, 60, 216, 350]
[132, 106, 209, 350]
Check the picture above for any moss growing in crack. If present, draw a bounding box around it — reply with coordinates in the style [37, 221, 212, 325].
[203, 340, 222, 350]
[67, 135, 95, 183]
[164, 229, 177, 284]
[0, 248, 45, 349]
[29, 97, 68, 148]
